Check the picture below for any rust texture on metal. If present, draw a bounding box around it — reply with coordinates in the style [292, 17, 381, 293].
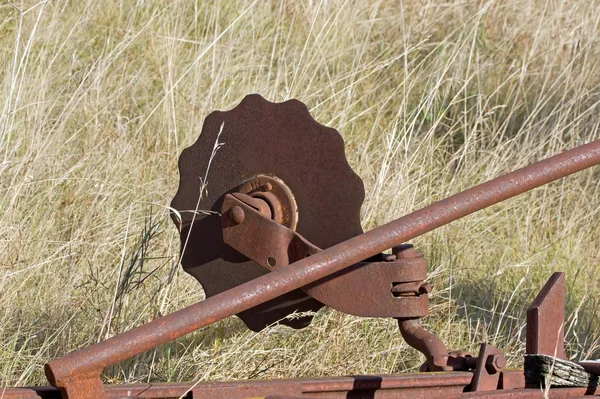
[236, 174, 298, 228]
[470, 344, 506, 392]
[303, 257, 430, 317]
[1, 372, 526, 399]
[444, 351, 478, 372]
[44, 372, 104, 399]
[526, 272, 566, 359]
[223, 192, 431, 318]
[442, 387, 599, 399]
[45, 136, 600, 399]
[302, 241, 431, 317]
[524, 272, 599, 377]
[221, 192, 321, 270]
[170, 94, 365, 332]
[397, 318, 452, 371]
[221, 192, 301, 270]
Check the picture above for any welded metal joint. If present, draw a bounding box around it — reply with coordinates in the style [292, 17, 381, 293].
[44, 366, 104, 399]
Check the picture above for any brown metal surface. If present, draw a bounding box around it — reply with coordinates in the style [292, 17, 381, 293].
[499, 371, 527, 390]
[471, 344, 506, 392]
[303, 243, 431, 318]
[223, 192, 430, 318]
[221, 192, 321, 270]
[171, 94, 365, 332]
[526, 272, 566, 358]
[3, 371, 526, 399]
[303, 257, 430, 318]
[398, 318, 451, 371]
[444, 351, 478, 372]
[236, 174, 298, 228]
[442, 387, 599, 399]
[221, 193, 301, 270]
[578, 362, 600, 376]
[45, 139, 600, 398]
[42, 372, 104, 399]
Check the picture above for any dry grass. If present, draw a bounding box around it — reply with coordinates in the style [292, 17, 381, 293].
[2, 0, 600, 388]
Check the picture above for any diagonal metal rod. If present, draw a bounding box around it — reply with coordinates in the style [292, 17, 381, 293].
[46, 139, 600, 392]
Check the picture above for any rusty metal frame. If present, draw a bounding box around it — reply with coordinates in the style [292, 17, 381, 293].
[2, 371, 527, 399]
[2, 139, 596, 398]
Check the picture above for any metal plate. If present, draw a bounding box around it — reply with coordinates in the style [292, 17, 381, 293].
[171, 94, 365, 331]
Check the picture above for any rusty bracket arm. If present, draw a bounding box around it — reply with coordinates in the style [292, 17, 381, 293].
[221, 192, 320, 270]
[222, 192, 431, 318]
[45, 140, 600, 399]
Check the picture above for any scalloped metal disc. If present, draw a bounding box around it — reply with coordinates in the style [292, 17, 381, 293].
[171, 94, 365, 332]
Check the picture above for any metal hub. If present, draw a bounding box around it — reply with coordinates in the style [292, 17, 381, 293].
[235, 175, 298, 229]
[170, 94, 365, 331]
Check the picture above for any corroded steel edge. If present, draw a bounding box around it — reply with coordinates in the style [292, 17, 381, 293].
[1, 371, 523, 399]
[7, 371, 600, 398]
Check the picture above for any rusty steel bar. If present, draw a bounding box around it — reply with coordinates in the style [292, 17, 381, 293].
[440, 387, 600, 399]
[46, 140, 600, 393]
[3, 371, 526, 399]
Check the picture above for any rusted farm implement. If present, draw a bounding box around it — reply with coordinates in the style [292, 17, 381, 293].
[4, 94, 600, 399]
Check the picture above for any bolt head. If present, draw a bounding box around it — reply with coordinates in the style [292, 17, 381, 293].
[485, 354, 506, 374]
[230, 206, 245, 225]
[494, 355, 506, 370]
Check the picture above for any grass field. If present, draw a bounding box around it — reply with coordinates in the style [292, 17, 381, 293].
[2, 0, 600, 388]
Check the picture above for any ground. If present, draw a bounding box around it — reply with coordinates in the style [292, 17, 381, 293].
[1, 0, 600, 387]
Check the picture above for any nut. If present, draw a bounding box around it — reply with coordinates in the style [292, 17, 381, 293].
[485, 354, 506, 374]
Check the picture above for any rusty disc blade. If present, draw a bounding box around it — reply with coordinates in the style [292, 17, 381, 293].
[171, 94, 365, 331]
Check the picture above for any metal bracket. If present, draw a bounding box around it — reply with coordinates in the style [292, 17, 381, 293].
[222, 193, 318, 270]
[471, 344, 506, 392]
[221, 193, 431, 318]
[526, 272, 566, 359]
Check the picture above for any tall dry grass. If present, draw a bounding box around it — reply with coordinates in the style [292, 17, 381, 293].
[1, 0, 600, 387]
